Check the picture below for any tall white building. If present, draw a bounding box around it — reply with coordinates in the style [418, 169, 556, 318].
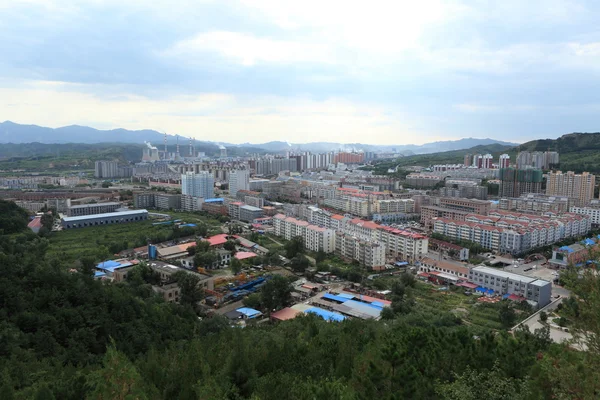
[229, 169, 249, 196]
[181, 171, 214, 198]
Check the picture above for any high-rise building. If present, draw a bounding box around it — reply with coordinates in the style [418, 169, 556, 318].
[228, 169, 249, 196]
[546, 171, 596, 206]
[464, 154, 472, 167]
[181, 171, 214, 198]
[499, 154, 510, 168]
[498, 167, 543, 198]
[482, 154, 493, 169]
[516, 151, 559, 170]
[94, 161, 119, 178]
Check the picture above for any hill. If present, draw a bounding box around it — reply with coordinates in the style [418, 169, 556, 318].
[516, 132, 600, 173]
[1, 121, 517, 154]
[365, 143, 513, 174]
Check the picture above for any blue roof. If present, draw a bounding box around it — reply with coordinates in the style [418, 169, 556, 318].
[371, 301, 385, 308]
[582, 238, 595, 246]
[502, 294, 510, 299]
[204, 198, 224, 203]
[344, 299, 383, 311]
[305, 307, 346, 322]
[486, 289, 494, 294]
[395, 261, 409, 266]
[94, 271, 106, 277]
[337, 293, 355, 300]
[559, 246, 574, 253]
[236, 307, 262, 318]
[96, 260, 121, 271]
[322, 293, 349, 303]
[475, 286, 487, 292]
[179, 223, 197, 228]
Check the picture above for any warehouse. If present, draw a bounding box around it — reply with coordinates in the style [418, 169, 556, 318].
[61, 209, 148, 229]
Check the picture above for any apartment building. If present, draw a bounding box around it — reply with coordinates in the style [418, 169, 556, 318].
[570, 205, 600, 225]
[272, 214, 335, 253]
[334, 232, 385, 269]
[499, 167, 543, 198]
[181, 194, 204, 212]
[433, 211, 591, 254]
[421, 198, 491, 229]
[546, 171, 596, 206]
[66, 202, 121, 217]
[468, 266, 551, 308]
[499, 194, 571, 214]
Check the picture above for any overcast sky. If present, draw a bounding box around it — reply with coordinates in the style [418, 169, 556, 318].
[1, 0, 599, 145]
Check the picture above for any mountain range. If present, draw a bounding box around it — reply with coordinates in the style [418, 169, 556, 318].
[0, 121, 517, 155]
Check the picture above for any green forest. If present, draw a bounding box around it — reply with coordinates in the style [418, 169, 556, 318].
[1, 202, 600, 399]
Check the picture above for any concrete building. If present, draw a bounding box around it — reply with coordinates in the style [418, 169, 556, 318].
[499, 154, 510, 168]
[228, 169, 250, 197]
[239, 205, 264, 222]
[273, 214, 335, 253]
[418, 257, 469, 282]
[134, 193, 156, 209]
[228, 201, 244, 220]
[181, 171, 214, 198]
[433, 211, 591, 254]
[499, 194, 571, 214]
[334, 232, 385, 269]
[421, 198, 491, 229]
[94, 161, 119, 179]
[570, 205, 600, 225]
[546, 171, 596, 206]
[61, 209, 148, 229]
[468, 266, 552, 308]
[155, 194, 181, 210]
[499, 167, 543, 198]
[67, 202, 121, 217]
[516, 151, 559, 170]
[181, 194, 204, 212]
[406, 174, 444, 188]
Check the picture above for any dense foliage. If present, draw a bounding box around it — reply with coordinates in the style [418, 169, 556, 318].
[0, 199, 29, 234]
[1, 212, 599, 398]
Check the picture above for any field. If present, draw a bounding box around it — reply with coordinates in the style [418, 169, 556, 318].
[411, 282, 506, 330]
[46, 211, 223, 265]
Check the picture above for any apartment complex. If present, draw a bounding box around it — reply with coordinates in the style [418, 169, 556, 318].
[499, 194, 571, 214]
[570, 205, 600, 225]
[498, 167, 543, 198]
[228, 169, 250, 196]
[67, 202, 121, 217]
[421, 197, 491, 229]
[273, 214, 335, 253]
[335, 232, 385, 269]
[546, 171, 596, 206]
[181, 171, 214, 198]
[468, 266, 551, 308]
[433, 210, 591, 254]
[516, 151, 559, 170]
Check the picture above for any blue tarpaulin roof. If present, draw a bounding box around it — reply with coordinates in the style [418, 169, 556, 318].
[559, 246, 574, 253]
[582, 238, 595, 246]
[503, 294, 510, 299]
[395, 261, 409, 266]
[94, 271, 106, 277]
[236, 307, 262, 318]
[337, 293, 355, 300]
[96, 260, 121, 271]
[475, 286, 487, 293]
[322, 293, 350, 303]
[486, 289, 494, 295]
[305, 307, 346, 322]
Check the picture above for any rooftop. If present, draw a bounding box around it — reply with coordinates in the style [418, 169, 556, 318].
[62, 209, 148, 222]
[471, 266, 537, 283]
[69, 201, 121, 209]
[240, 205, 263, 212]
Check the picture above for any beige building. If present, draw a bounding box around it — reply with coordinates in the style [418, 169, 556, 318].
[546, 171, 596, 206]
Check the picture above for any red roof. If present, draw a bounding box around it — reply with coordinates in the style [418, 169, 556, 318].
[271, 307, 301, 321]
[235, 251, 258, 260]
[205, 234, 229, 246]
[331, 214, 345, 220]
[27, 217, 42, 229]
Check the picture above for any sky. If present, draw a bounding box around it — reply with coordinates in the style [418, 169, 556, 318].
[1, 0, 599, 145]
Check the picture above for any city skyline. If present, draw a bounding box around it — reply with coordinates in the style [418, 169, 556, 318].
[2, 1, 600, 144]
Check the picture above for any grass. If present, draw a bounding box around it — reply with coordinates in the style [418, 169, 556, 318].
[407, 281, 506, 330]
[46, 211, 223, 265]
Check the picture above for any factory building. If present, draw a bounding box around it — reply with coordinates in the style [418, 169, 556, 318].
[61, 210, 148, 229]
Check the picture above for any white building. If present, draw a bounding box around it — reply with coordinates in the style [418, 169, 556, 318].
[181, 171, 214, 198]
[229, 169, 250, 197]
[273, 214, 335, 253]
[570, 206, 600, 225]
[181, 194, 204, 212]
[469, 266, 552, 308]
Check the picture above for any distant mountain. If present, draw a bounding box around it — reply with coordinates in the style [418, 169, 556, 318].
[0, 121, 518, 154]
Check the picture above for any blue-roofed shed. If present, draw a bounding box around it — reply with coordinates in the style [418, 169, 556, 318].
[337, 293, 355, 300]
[322, 293, 350, 303]
[394, 261, 409, 267]
[305, 307, 346, 322]
[559, 246, 573, 253]
[96, 260, 121, 271]
[236, 307, 262, 319]
[582, 238, 595, 246]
